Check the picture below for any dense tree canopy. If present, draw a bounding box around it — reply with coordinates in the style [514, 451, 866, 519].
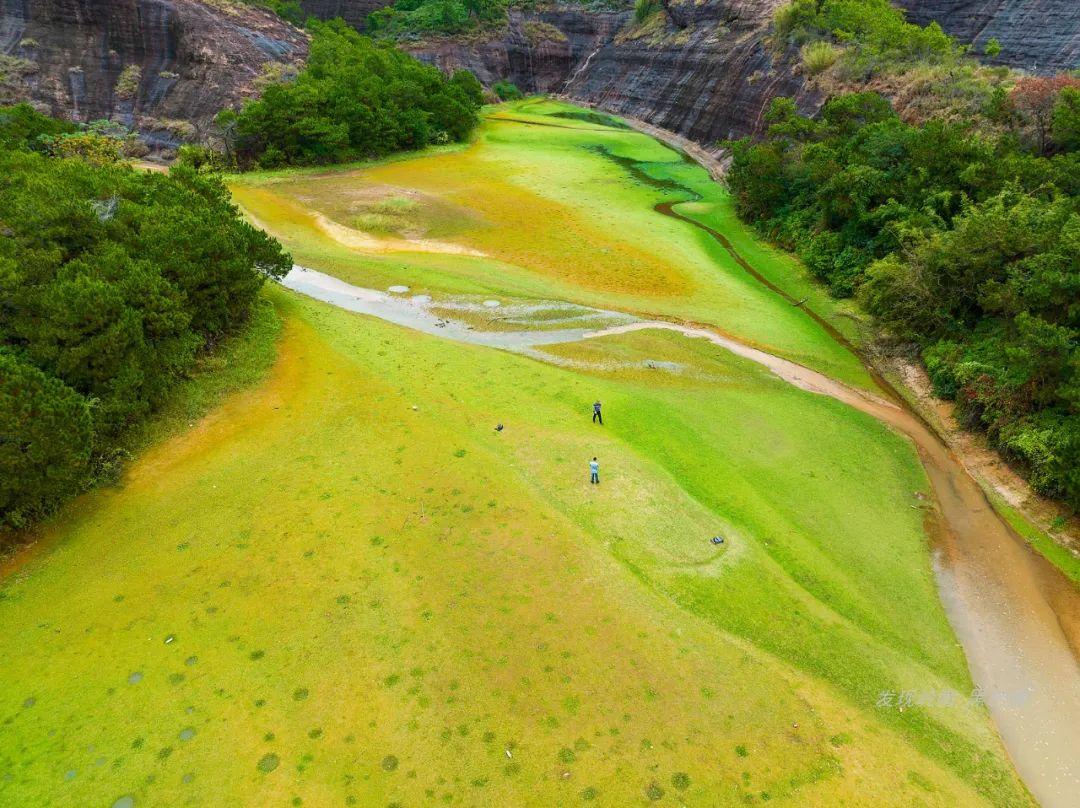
[226, 21, 483, 169]
[0, 105, 290, 530]
[726, 88, 1080, 506]
[367, 0, 506, 37]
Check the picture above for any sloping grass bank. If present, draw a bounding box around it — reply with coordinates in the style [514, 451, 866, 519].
[0, 289, 1027, 805]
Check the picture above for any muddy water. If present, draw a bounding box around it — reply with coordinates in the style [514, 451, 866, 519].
[284, 263, 1080, 805]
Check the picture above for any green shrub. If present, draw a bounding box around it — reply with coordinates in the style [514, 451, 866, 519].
[522, 21, 567, 45]
[115, 64, 141, 100]
[1053, 87, 1080, 151]
[241, 0, 306, 25]
[48, 131, 124, 165]
[254, 61, 299, 91]
[773, 0, 817, 43]
[634, 0, 660, 23]
[492, 80, 523, 101]
[0, 352, 93, 530]
[227, 21, 482, 169]
[176, 143, 229, 172]
[801, 41, 840, 75]
[367, 0, 506, 37]
[0, 103, 76, 151]
[772, 0, 957, 74]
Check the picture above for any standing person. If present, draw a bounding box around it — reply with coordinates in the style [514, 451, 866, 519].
[589, 457, 600, 485]
[592, 400, 603, 425]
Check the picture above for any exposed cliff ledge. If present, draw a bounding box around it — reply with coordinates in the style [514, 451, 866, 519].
[897, 0, 1080, 73]
[0, 0, 307, 145]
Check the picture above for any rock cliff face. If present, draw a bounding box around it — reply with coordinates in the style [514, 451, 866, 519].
[897, 0, 1080, 73]
[6, 0, 1078, 153]
[412, 0, 816, 143]
[0, 0, 306, 145]
[557, 0, 814, 143]
[313, 0, 1080, 147]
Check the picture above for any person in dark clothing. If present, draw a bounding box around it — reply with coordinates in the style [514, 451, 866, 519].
[592, 400, 603, 424]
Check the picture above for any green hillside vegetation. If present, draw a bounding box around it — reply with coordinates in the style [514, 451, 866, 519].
[726, 72, 1080, 503]
[220, 21, 483, 169]
[367, 0, 507, 37]
[0, 104, 290, 534]
[242, 0, 307, 25]
[773, 0, 1019, 127]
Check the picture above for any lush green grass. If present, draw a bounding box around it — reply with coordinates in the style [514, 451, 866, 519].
[989, 494, 1080, 586]
[0, 289, 1027, 805]
[0, 299, 282, 562]
[120, 298, 283, 458]
[0, 101, 1031, 805]
[230, 98, 874, 390]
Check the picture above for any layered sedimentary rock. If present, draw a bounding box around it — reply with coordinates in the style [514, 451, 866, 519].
[6, 0, 1078, 153]
[897, 0, 1080, 73]
[411, 0, 815, 142]
[557, 0, 813, 143]
[0, 0, 306, 144]
[417, 8, 625, 96]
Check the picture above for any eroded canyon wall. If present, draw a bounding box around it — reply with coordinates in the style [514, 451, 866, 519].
[411, 0, 817, 143]
[315, 0, 1080, 145]
[4, 0, 1078, 151]
[896, 0, 1080, 73]
[0, 0, 306, 144]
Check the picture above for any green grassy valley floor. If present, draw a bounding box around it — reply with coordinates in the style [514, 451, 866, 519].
[229, 99, 870, 390]
[0, 101, 1031, 806]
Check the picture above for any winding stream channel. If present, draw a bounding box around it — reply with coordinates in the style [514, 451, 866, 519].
[281, 189, 1080, 807]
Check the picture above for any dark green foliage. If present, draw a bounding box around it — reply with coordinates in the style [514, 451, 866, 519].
[0, 352, 92, 528]
[241, 0, 306, 25]
[0, 110, 291, 530]
[228, 21, 482, 169]
[726, 92, 1080, 505]
[492, 80, 523, 101]
[367, 0, 506, 37]
[1052, 88, 1080, 153]
[634, 0, 660, 23]
[0, 103, 76, 152]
